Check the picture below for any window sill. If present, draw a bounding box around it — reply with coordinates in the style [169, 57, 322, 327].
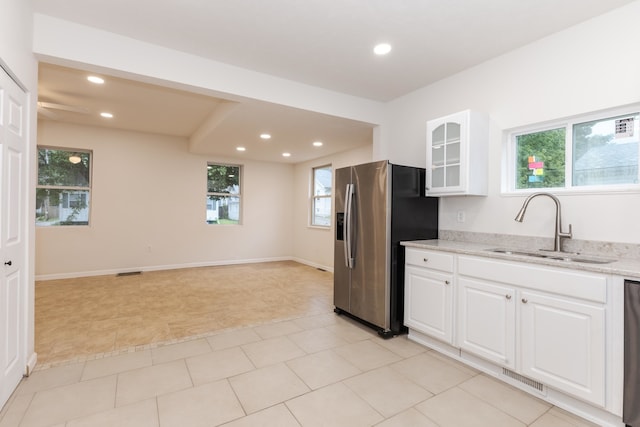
[501, 185, 640, 197]
[308, 225, 331, 231]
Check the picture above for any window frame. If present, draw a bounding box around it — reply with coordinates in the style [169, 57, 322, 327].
[36, 146, 93, 227]
[503, 105, 640, 195]
[310, 164, 332, 228]
[206, 162, 243, 225]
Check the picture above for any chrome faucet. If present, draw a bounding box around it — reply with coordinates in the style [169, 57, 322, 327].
[514, 192, 572, 252]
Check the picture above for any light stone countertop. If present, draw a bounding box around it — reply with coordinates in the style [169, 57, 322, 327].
[402, 239, 640, 280]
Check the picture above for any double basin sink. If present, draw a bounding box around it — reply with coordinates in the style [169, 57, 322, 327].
[486, 248, 615, 264]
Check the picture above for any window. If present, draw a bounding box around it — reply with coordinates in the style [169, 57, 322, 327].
[207, 163, 241, 224]
[515, 127, 566, 189]
[311, 165, 332, 226]
[507, 107, 639, 192]
[36, 148, 92, 226]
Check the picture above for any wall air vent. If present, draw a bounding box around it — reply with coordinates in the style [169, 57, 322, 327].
[502, 368, 544, 393]
[615, 117, 634, 138]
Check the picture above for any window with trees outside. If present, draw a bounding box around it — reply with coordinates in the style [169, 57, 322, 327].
[36, 147, 91, 226]
[207, 163, 241, 224]
[508, 108, 639, 192]
[311, 165, 332, 227]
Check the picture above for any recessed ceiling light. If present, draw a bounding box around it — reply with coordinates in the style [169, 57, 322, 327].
[313, 141, 323, 147]
[282, 152, 291, 157]
[100, 112, 113, 118]
[260, 133, 271, 140]
[87, 75, 105, 84]
[236, 147, 246, 152]
[373, 43, 392, 55]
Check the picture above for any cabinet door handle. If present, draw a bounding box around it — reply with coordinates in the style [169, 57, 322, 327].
[444, 280, 450, 285]
[521, 298, 528, 304]
[505, 294, 512, 300]
[423, 258, 428, 263]
[4, 261, 11, 266]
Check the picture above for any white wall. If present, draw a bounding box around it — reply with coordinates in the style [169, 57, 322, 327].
[384, 1, 640, 245]
[31, 1, 640, 270]
[36, 120, 372, 278]
[36, 121, 295, 278]
[30, 11, 387, 277]
[1, 0, 36, 81]
[292, 145, 373, 270]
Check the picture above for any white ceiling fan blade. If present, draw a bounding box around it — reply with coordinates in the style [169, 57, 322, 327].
[37, 101, 90, 114]
[37, 105, 59, 119]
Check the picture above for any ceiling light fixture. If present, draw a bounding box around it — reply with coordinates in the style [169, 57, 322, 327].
[236, 147, 246, 152]
[100, 112, 113, 118]
[260, 133, 271, 140]
[87, 75, 105, 84]
[282, 152, 291, 157]
[313, 141, 323, 147]
[373, 43, 392, 55]
[68, 154, 82, 164]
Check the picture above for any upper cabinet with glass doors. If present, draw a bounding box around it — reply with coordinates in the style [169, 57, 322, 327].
[426, 110, 489, 196]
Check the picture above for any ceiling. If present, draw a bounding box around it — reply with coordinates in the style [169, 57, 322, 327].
[37, 63, 374, 164]
[34, 0, 634, 163]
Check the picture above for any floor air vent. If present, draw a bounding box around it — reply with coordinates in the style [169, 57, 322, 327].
[116, 271, 142, 277]
[502, 368, 544, 392]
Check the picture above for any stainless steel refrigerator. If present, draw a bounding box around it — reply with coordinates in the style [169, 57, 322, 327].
[334, 160, 438, 337]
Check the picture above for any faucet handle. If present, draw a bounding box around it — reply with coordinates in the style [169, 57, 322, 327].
[559, 224, 573, 239]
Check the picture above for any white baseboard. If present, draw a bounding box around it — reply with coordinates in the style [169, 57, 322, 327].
[26, 352, 37, 376]
[35, 256, 333, 281]
[291, 257, 333, 273]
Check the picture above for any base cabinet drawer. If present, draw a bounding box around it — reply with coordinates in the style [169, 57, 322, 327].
[406, 248, 454, 272]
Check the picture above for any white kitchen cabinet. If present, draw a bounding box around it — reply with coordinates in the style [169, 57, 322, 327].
[404, 247, 621, 424]
[456, 255, 607, 407]
[520, 290, 606, 406]
[404, 249, 454, 344]
[426, 110, 489, 196]
[457, 277, 516, 368]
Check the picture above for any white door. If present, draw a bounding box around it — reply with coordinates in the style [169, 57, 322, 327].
[404, 266, 453, 343]
[458, 277, 516, 368]
[0, 67, 27, 410]
[519, 290, 605, 406]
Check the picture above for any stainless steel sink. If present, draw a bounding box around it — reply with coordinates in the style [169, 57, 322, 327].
[489, 248, 546, 257]
[545, 255, 615, 264]
[486, 248, 615, 264]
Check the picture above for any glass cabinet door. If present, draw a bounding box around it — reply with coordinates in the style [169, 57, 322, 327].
[430, 121, 461, 189]
[426, 110, 488, 196]
[431, 124, 445, 188]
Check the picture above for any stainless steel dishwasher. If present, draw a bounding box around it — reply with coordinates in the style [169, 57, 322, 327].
[625, 279, 640, 426]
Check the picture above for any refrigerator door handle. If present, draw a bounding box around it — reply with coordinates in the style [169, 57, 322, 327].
[344, 183, 355, 269]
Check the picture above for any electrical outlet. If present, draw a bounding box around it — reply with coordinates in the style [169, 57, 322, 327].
[456, 211, 466, 223]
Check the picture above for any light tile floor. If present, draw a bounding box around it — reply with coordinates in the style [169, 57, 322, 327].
[1, 314, 601, 426]
[1, 262, 602, 426]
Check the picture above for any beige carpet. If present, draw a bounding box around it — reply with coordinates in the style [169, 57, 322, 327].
[35, 261, 333, 366]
